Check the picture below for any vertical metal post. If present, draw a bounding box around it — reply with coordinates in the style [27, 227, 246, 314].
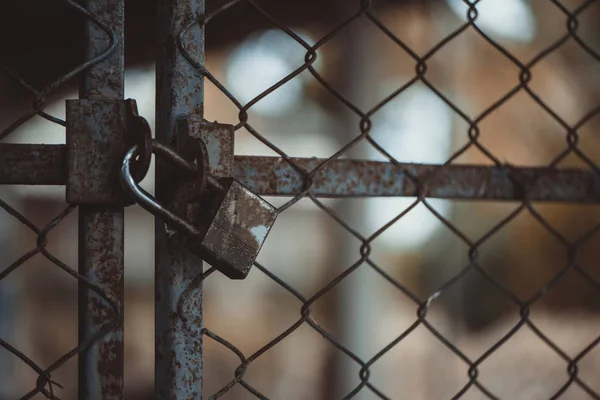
[78, 0, 125, 398]
[155, 0, 205, 398]
[0, 211, 17, 399]
[329, 18, 382, 400]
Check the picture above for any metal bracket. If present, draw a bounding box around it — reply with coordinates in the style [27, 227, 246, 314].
[174, 118, 234, 178]
[66, 98, 145, 205]
[172, 117, 235, 221]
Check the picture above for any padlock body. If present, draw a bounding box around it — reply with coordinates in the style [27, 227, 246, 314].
[186, 177, 278, 279]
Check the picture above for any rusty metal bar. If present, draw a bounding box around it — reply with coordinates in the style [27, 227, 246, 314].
[233, 157, 600, 201]
[2, 143, 600, 202]
[77, 0, 125, 398]
[0, 144, 66, 185]
[155, 0, 205, 398]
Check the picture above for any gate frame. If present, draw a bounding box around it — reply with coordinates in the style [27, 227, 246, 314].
[1, 0, 600, 398]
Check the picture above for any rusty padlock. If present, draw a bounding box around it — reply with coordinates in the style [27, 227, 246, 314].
[184, 174, 278, 279]
[120, 139, 278, 279]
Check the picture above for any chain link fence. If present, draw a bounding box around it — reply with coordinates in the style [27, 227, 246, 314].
[0, 1, 126, 398]
[193, 1, 600, 398]
[1, 0, 600, 398]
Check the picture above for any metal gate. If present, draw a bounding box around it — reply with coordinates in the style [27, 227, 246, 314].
[1, 0, 600, 398]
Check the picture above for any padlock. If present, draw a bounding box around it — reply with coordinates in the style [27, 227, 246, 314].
[120, 140, 278, 279]
[182, 174, 278, 279]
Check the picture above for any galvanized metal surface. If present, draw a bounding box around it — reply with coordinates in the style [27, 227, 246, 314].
[5, 141, 599, 203]
[77, 0, 125, 398]
[155, 0, 205, 397]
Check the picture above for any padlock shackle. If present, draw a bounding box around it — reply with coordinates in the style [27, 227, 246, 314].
[120, 145, 200, 237]
[122, 141, 279, 281]
[152, 141, 196, 179]
[151, 140, 225, 192]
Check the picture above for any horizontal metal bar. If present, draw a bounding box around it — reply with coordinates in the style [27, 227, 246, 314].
[0, 144, 66, 185]
[1, 143, 600, 202]
[234, 157, 600, 202]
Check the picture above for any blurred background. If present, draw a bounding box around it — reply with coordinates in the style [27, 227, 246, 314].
[1, 0, 600, 398]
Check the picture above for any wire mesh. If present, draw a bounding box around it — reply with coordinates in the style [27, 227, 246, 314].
[1, 0, 600, 398]
[176, 0, 600, 398]
[0, 1, 122, 398]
